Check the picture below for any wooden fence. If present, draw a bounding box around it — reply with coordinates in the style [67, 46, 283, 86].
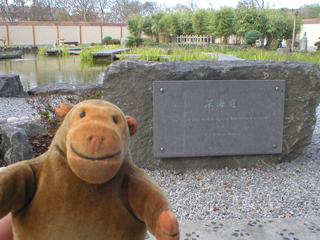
[177, 35, 213, 45]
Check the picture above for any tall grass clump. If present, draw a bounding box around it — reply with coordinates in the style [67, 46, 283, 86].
[80, 46, 107, 62]
[170, 48, 216, 61]
[138, 48, 166, 61]
[61, 49, 70, 58]
[38, 46, 50, 55]
[119, 47, 217, 62]
[230, 48, 320, 66]
[38, 46, 72, 57]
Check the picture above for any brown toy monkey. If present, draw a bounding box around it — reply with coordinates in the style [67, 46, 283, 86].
[0, 100, 179, 240]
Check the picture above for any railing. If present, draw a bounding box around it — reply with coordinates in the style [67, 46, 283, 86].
[177, 35, 213, 45]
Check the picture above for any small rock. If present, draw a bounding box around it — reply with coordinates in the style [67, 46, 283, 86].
[196, 175, 204, 181]
[0, 118, 7, 124]
[20, 116, 31, 121]
[6, 117, 19, 123]
[202, 189, 208, 193]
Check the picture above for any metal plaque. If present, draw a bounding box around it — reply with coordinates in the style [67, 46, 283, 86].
[153, 80, 285, 158]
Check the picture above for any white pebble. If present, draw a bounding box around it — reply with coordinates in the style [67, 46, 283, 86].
[20, 116, 31, 121]
[7, 117, 19, 123]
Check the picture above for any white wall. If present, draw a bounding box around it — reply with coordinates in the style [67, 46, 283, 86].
[82, 26, 101, 44]
[59, 26, 80, 43]
[35, 26, 57, 45]
[301, 20, 320, 47]
[0, 22, 128, 46]
[10, 26, 33, 45]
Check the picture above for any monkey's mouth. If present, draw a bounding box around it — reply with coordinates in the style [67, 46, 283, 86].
[70, 144, 121, 161]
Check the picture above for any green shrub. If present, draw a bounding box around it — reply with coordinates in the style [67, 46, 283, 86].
[110, 39, 121, 45]
[91, 43, 102, 46]
[245, 30, 262, 45]
[102, 36, 112, 45]
[126, 36, 143, 47]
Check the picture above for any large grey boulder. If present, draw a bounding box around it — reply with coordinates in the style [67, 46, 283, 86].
[0, 125, 34, 165]
[0, 121, 47, 165]
[103, 60, 320, 170]
[27, 83, 101, 96]
[7, 121, 48, 135]
[0, 75, 28, 98]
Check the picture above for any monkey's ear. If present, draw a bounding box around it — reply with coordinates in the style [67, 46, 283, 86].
[55, 103, 74, 121]
[126, 116, 137, 136]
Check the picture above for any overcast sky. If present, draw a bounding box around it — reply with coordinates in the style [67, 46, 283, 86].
[150, 0, 319, 10]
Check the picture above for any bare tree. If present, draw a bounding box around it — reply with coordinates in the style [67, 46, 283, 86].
[0, 0, 30, 21]
[0, 0, 158, 22]
[70, 0, 96, 21]
[29, 0, 58, 20]
[140, 1, 157, 17]
[95, 0, 113, 21]
[237, 0, 269, 9]
[170, 4, 191, 13]
[110, 0, 156, 23]
[0, 0, 16, 20]
[38, 0, 64, 20]
[187, 0, 198, 11]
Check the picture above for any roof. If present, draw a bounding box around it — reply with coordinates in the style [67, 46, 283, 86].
[302, 19, 320, 24]
[0, 21, 127, 27]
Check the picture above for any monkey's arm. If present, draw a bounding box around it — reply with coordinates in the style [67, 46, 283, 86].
[127, 168, 179, 240]
[0, 163, 36, 219]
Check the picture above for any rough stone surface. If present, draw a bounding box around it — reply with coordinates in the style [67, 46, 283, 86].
[275, 48, 290, 56]
[7, 120, 47, 135]
[0, 125, 34, 164]
[103, 60, 320, 170]
[27, 83, 101, 96]
[0, 121, 46, 164]
[0, 75, 28, 98]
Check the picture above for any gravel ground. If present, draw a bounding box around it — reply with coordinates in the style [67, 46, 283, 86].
[0, 98, 38, 120]
[0, 97, 319, 221]
[146, 106, 320, 221]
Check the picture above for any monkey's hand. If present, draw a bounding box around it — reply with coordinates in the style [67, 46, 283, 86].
[155, 211, 180, 240]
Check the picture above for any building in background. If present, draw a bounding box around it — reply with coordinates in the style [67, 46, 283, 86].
[0, 21, 129, 46]
[301, 19, 320, 49]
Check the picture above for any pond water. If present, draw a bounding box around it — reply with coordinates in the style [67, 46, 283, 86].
[0, 53, 111, 91]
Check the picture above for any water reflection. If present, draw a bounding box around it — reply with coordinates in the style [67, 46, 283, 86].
[0, 53, 111, 90]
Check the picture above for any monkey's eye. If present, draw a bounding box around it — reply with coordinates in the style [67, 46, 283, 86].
[80, 112, 86, 118]
[112, 116, 118, 124]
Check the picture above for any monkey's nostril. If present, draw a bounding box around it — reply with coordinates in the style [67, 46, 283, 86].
[89, 136, 93, 141]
